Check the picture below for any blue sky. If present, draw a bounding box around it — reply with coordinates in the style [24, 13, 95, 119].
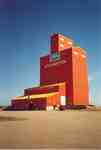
[0, 0, 101, 105]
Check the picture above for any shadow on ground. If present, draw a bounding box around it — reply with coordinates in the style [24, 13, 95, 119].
[0, 116, 28, 121]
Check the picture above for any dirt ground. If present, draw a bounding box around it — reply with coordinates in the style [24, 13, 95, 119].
[0, 110, 101, 149]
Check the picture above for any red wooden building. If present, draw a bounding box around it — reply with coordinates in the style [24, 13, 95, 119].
[11, 33, 89, 110]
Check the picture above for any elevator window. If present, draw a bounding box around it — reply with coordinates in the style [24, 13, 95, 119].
[51, 52, 60, 61]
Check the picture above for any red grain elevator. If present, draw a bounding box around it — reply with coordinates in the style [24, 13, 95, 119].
[40, 33, 89, 106]
[11, 33, 89, 110]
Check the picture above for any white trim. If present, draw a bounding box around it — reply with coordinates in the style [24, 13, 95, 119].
[73, 51, 78, 55]
[81, 54, 86, 58]
[68, 41, 72, 45]
[59, 37, 64, 41]
[60, 44, 64, 48]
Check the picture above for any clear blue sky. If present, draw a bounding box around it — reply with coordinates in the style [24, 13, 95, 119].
[0, 0, 101, 105]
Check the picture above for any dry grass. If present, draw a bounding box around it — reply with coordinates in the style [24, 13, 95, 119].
[0, 110, 101, 149]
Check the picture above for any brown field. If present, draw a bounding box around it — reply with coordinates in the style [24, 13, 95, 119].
[0, 110, 101, 149]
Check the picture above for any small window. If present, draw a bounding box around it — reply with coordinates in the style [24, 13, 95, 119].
[51, 52, 60, 61]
